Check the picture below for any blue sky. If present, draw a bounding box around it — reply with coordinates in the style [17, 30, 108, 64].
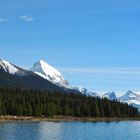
[1, 0, 140, 95]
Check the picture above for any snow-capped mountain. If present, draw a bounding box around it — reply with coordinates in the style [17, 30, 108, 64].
[118, 90, 140, 111]
[0, 59, 27, 76]
[0, 59, 73, 92]
[102, 91, 116, 100]
[1, 58, 140, 112]
[74, 87, 100, 97]
[30, 60, 70, 88]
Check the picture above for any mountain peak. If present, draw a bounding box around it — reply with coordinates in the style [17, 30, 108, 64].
[0, 59, 19, 74]
[0, 59, 27, 76]
[32, 59, 61, 77]
[31, 59, 70, 88]
[119, 90, 138, 101]
[102, 91, 116, 100]
[38, 59, 47, 65]
[123, 90, 137, 98]
[118, 91, 140, 111]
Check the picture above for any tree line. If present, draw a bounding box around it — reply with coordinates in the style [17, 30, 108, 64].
[0, 87, 139, 117]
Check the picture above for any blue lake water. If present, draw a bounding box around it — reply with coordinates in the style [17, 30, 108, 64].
[0, 121, 140, 140]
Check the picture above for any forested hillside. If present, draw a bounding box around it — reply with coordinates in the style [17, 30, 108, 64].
[0, 87, 139, 117]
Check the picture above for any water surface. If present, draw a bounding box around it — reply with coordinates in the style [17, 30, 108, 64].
[0, 121, 140, 140]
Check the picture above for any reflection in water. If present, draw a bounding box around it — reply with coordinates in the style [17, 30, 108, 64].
[0, 121, 140, 140]
[38, 122, 63, 140]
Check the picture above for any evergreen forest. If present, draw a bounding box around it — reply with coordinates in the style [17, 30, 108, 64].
[0, 87, 139, 117]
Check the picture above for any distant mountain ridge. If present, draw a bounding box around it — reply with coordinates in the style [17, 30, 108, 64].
[76, 87, 140, 111]
[101, 90, 140, 111]
[1, 59, 140, 111]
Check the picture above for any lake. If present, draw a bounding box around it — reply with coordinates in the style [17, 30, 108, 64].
[0, 121, 140, 140]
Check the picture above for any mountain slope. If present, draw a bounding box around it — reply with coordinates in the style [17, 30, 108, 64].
[118, 90, 140, 111]
[31, 60, 70, 88]
[0, 59, 27, 76]
[0, 59, 69, 92]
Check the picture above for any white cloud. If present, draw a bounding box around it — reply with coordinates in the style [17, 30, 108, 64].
[0, 17, 8, 22]
[20, 15, 34, 22]
[59, 67, 140, 75]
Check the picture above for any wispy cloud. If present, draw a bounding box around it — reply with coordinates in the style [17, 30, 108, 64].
[20, 15, 34, 22]
[0, 17, 8, 22]
[60, 67, 140, 75]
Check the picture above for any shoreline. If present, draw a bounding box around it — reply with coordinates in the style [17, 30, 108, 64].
[0, 115, 140, 122]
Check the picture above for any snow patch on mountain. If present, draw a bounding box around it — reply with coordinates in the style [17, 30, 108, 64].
[74, 87, 100, 97]
[0, 59, 19, 74]
[0, 59, 26, 76]
[118, 90, 140, 104]
[31, 60, 70, 88]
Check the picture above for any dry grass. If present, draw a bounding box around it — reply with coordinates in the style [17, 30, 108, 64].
[0, 115, 140, 122]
